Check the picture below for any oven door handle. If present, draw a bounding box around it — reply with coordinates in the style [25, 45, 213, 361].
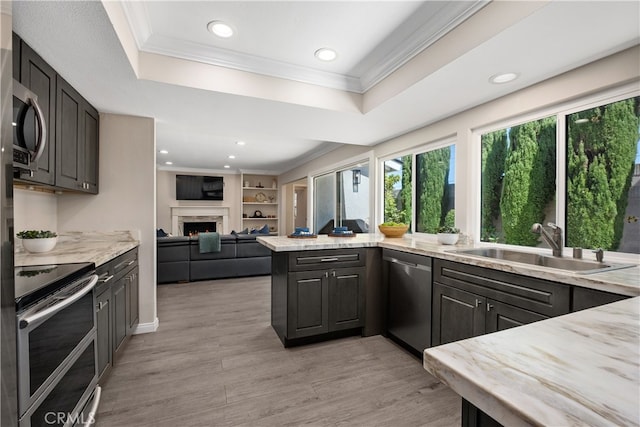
[84, 386, 102, 427]
[19, 274, 98, 330]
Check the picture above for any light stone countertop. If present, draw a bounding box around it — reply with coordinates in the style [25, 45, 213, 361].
[256, 234, 640, 296]
[15, 230, 140, 268]
[423, 296, 640, 427]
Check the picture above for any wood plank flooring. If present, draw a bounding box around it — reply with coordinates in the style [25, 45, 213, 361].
[96, 276, 460, 426]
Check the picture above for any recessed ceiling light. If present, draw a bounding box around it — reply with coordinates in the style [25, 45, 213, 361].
[236, 141, 245, 146]
[489, 72, 519, 84]
[228, 155, 236, 159]
[159, 150, 168, 154]
[165, 161, 173, 165]
[224, 165, 230, 169]
[207, 20, 234, 38]
[315, 48, 337, 62]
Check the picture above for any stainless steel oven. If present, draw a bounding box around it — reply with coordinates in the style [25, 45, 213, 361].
[15, 263, 101, 427]
[13, 79, 47, 172]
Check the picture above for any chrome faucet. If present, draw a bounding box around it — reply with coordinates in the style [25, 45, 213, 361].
[531, 222, 563, 257]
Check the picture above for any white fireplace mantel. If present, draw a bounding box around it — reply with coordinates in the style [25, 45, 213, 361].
[171, 206, 230, 235]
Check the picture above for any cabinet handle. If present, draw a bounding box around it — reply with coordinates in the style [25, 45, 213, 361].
[487, 303, 494, 312]
[324, 271, 329, 278]
[100, 274, 114, 284]
[475, 299, 482, 308]
[332, 271, 336, 277]
[320, 258, 339, 262]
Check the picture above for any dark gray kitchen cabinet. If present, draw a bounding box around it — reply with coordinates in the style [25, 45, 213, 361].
[287, 266, 365, 340]
[112, 277, 127, 356]
[433, 282, 485, 345]
[96, 286, 112, 381]
[383, 249, 432, 355]
[125, 267, 140, 335]
[94, 247, 138, 385]
[13, 33, 100, 193]
[17, 40, 57, 185]
[272, 249, 367, 346]
[56, 75, 99, 193]
[571, 286, 629, 312]
[432, 259, 570, 346]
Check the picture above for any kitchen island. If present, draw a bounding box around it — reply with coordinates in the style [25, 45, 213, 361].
[258, 233, 640, 425]
[423, 296, 640, 426]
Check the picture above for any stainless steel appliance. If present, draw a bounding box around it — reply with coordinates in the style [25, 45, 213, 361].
[384, 249, 432, 355]
[15, 263, 101, 427]
[13, 78, 46, 173]
[1, 3, 18, 425]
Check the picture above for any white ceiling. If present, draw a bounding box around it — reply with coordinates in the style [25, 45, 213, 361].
[11, 1, 640, 175]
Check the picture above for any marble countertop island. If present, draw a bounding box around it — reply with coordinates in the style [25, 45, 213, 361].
[15, 230, 139, 267]
[257, 234, 640, 296]
[423, 296, 640, 426]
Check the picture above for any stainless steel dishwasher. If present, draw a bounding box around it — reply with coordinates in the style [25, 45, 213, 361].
[383, 249, 432, 354]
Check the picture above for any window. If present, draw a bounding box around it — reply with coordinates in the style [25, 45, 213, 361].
[382, 144, 455, 233]
[566, 97, 639, 253]
[480, 116, 557, 245]
[479, 95, 639, 254]
[313, 163, 370, 234]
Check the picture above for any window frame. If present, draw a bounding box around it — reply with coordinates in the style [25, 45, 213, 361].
[378, 136, 457, 236]
[471, 83, 639, 260]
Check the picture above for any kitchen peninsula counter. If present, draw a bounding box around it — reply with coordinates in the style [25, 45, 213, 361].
[257, 234, 640, 296]
[15, 230, 139, 267]
[423, 296, 640, 426]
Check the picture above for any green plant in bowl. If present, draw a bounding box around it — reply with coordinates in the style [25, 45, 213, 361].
[16, 230, 58, 239]
[437, 225, 460, 234]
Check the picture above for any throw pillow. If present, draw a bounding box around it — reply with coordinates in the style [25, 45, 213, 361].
[259, 224, 270, 234]
[156, 228, 168, 237]
[232, 228, 249, 235]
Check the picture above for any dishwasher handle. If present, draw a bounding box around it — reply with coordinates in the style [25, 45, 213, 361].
[383, 256, 431, 272]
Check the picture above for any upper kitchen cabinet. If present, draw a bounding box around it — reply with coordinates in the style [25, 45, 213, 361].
[55, 76, 99, 194]
[13, 33, 99, 194]
[17, 39, 57, 185]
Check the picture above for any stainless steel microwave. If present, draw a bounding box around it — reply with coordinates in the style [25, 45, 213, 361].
[13, 79, 46, 173]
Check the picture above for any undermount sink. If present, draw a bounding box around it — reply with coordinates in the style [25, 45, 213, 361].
[452, 248, 635, 274]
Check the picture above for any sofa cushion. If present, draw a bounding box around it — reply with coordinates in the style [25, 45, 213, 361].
[236, 234, 271, 257]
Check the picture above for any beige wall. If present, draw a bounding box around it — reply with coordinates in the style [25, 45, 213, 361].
[279, 46, 640, 236]
[13, 189, 58, 249]
[156, 170, 242, 234]
[57, 114, 157, 330]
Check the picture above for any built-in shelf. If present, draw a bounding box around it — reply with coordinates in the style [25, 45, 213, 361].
[241, 173, 279, 234]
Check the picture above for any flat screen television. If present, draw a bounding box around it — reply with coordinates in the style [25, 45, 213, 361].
[176, 175, 224, 200]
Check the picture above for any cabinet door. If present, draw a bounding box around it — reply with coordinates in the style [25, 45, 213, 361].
[433, 282, 485, 346]
[288, 270, 329, 338]
[126, 268, 139, 334]
[55, 76, 82, 191]
[96, 288, 112, 381]
[81, 102, 99, 193]
[485, 300, 547, 334]
[20, 41, 56, 185]
[329, 266, 365, 332]
[112, 279, 127, 355]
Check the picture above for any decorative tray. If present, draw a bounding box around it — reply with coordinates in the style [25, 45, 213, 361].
[288, 234, 318, 239]
[328, 233, 357, 237]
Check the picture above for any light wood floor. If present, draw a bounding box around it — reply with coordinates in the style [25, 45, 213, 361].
[96, 276, 460, 426]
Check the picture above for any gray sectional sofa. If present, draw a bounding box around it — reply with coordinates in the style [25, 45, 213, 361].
[157, 234, 271, 284]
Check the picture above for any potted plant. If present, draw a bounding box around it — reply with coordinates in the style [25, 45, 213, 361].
[379, 175, 410, 238]
[437, 209, 460, 244]
[16, 230, 58, 253]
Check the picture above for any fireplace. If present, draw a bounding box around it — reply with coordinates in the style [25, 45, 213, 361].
[183, 222, 216, 236]
[171, 206, 230, 236]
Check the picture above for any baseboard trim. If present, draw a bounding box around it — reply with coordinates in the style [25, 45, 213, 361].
[133, 317, 159, 334]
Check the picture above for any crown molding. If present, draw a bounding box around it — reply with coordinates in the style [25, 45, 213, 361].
[120, 0, 152, 49]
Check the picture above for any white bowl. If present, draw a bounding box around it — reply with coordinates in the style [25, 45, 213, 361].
[437, 233, 459, 245]
[21, 237, 57, 253]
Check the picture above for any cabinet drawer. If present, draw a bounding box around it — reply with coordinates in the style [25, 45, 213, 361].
[288, 249, 365, 271]
[434, 259, 570, 317]
[113, 248, 138, 275]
